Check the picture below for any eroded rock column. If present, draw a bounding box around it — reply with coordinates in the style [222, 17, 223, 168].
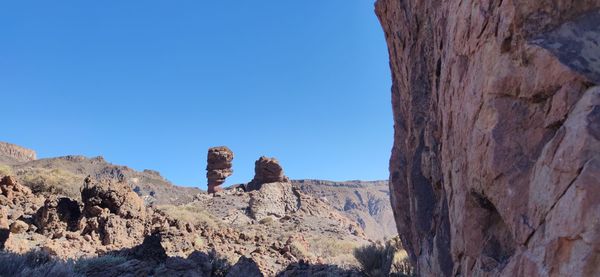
[246, 156, 289, 191]
[206, 146, 234, 193]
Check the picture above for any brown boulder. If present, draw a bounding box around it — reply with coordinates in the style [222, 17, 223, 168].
[0, 206, 8, 229]
[81, 176, 145, 219]
[247, 156, 289, 191]
[206, 146, 234, 193]
[9, 220, 28, 234]
[34, 196, 82, 234]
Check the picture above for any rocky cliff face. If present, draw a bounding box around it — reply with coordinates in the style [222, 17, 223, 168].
[376, 1, 600, 276]
[292, 179, 396, 241]
[0, 142, 36, 164]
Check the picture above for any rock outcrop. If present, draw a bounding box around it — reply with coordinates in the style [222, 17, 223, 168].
[206, 146, 234, 193]
[292, 179, 397, 241]
[0, 175, 198, 259]
[247, 156, 289, 191]
[0, 142, 36, 164]
[376, 1, 600, 276]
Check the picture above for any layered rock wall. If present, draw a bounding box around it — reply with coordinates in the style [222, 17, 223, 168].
[0, 142, 36, 164]
[376, 1, 600, 276]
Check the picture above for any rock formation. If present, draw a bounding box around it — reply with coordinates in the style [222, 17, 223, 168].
[206, 146, 234, 193]
[246, 156, 289, 191]
[0, 142, 36, 164]
[376, 1, 600, 276]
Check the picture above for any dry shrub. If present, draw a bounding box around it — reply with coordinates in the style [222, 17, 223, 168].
[0, 250, 80, 277]
[73, 255, 127, 275]
[18, 168, 82, 199]
[258, 217, 274, 225]
[158, 204, 219, 229]
[354, 237, 414, 277]
[0, 164, 12, 177]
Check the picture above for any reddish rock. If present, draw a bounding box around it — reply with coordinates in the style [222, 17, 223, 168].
[9, 220, 28, 234]
[376, 1, 600, 276]
[206, 146, 234, 193]
[0, 142, 36, 163]
[247, 157, 289, 191]
[81, 176, 145, 219]
[34, 196, 82, 235]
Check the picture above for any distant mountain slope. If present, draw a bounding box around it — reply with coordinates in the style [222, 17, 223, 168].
[0, 143, 202, 205]
[292, 179, 396, 241]
[0, 142, 37, 165]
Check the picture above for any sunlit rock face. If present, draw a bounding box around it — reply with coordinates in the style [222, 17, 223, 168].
[206, 146, 234, 193]
[375, 1, 600, 276]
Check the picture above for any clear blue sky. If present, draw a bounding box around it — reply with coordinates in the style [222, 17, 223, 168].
[0, 1, 392, 189]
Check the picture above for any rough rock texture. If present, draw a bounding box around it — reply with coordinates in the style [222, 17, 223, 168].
[81, 176, 145, 219]
[247, 156, 289, 191]
[0, 142, 36, 164]
[0, 151, 203, 205]
[292, 179, 397, 241]
[0, 175, 198, 259]
[248, 182, 300, 221]
[376, 1, 600, 276]
[206, 146, 234, 193]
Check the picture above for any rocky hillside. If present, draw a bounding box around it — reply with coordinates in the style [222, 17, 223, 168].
[0, 144, 404, 275]
[0, 142, 36, 165]
[0, 142, 394, 242]
[0, 152, 375, 275]
[0, 143, 202, 205]
[376, 0, 600, 276]
[292, 180, 396, 241]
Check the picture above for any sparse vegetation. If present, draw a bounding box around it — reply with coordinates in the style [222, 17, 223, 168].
[158, 203, 220, 229]
[258, 217, 274, 225]
[18, 168, 82, 199]
[354, 237, 413, 277]
[310, 237, 358, 257]
[289, 241, 316, 261]
[0, 250, 80, 277]
[73, 255, 127, 275]
[0, 164, 12, 177]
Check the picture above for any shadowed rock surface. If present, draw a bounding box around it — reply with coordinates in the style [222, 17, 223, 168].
[376, 0, 600, 276]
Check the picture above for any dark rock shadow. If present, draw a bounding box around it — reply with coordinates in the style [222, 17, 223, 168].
[276, 261, 363, 277]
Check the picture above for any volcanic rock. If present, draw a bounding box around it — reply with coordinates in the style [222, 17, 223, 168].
[376, 0, 600, 276]
[0, 142, 36, 164]
[81, 176, 145, 219]
[247, 156, 289, 191]
[206, 146, 234, 193]
[9, 220, 28, 234]
[34, 196, 82, 235]
[248, 182, 300, 221]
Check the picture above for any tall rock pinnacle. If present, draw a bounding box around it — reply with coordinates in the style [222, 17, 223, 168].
[206, 146, 234, 193]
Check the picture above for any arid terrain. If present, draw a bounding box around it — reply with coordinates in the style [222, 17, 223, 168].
[0, 142, 403, 276]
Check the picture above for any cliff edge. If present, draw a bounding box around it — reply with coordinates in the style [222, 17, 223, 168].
[376, 1, 600, 276]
